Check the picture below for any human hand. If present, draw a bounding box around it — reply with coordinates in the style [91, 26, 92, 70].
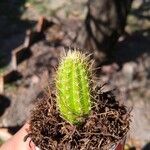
[0, 123, 36, 150]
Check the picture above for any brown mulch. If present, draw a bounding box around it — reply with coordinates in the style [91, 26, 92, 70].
[27, 83, 131, 150]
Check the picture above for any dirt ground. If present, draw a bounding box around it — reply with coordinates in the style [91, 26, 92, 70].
[0, 0, 149, 149]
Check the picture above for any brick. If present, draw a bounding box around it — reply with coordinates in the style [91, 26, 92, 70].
[2, 70, 22, 84]
[23, 30, 44, 47]
[11, 45, 32, 69]
[0, 70, 22, 93]
[24, 30, 32, 48]
[0, 76, 4, 94]
[36, 16, 48, 33]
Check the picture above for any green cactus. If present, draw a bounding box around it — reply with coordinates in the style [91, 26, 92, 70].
[56, 51, 91, 124]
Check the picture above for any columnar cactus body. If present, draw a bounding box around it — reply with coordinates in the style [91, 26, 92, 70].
[56, 51, 91, 124]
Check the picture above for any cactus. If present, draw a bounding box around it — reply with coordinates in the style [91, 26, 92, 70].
[56, 51, 91, 124]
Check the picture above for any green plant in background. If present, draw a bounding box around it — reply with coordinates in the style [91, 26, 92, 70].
[0, 138, 4, 146]
[56, 51, 91, 124]
[4, 83, 17, 92]
[0, 67, 7, 75]
[26, 0, 86, 19]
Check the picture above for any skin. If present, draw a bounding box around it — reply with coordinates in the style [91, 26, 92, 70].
[0, 123, 36, 150]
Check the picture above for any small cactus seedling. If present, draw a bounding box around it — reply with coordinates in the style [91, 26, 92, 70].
[29, 50, 131, 150]
[56, 51, 91, 124]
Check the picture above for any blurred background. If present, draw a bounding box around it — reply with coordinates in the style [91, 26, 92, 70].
[0, 0, 149, 149]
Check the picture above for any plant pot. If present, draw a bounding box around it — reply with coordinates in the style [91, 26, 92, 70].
[110, 137, 126, 150]
[34, 138, 125, 150]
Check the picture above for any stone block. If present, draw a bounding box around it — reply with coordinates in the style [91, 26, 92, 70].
[11, 45, 32, 69]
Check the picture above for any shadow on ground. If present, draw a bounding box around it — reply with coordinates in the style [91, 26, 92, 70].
[131, 0, 150, 20]
[0, 95, 11, 116]
[8, 125, 22, 135]
[115, 29, 150, 64]
[142, 142, 150, 150]
[114, 0, 150, 65]
[0, 0, 36, 68]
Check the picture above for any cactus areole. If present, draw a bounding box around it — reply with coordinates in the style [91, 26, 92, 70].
[56, 51, 91, 124]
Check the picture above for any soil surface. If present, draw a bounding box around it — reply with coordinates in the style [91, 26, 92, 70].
[28, 85, 130, 150]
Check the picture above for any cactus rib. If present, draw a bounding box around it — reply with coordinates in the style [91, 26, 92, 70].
[56, 51, 91, 124]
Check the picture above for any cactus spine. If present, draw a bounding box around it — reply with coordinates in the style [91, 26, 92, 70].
[56, 51, 91, 124]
